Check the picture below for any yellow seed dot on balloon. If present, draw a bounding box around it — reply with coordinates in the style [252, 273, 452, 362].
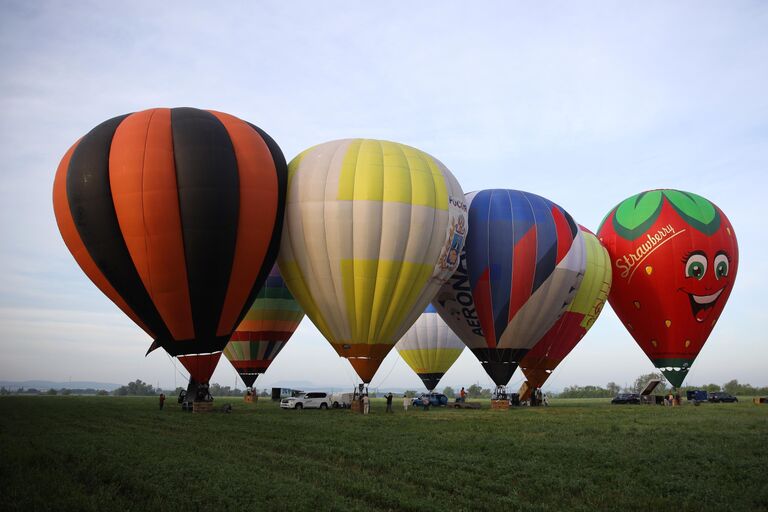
[711, 320, 716, 327]
[727, 227, 731, 236]
[685, 340, 691, 348]
[651, 340, 658, 347]
[665, 320, 672, 328]
[634, 301, 641, 309]
[626, 323, 633, 331]
[645, 266, 653, 275]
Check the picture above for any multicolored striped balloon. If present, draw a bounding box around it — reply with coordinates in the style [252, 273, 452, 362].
[433, 190, 586, 386]
[224, 265, 304, 388]
[520, 226, 612, 389]
[53, 108, 286, 383]
[396, 304, 465, 391]
[279, 139, 467, 383]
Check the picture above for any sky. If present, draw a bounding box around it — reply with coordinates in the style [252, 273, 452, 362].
[1, 1, 766, 392]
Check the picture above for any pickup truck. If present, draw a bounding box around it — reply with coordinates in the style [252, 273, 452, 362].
[280, 392, 332, 410]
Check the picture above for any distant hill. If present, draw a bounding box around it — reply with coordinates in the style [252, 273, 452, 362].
[0, 380, 122, 391]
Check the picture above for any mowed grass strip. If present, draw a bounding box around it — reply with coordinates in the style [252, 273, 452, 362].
[1, 396, 766, 511]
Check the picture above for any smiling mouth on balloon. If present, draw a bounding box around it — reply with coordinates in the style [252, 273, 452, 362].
[687, 288, 725, 323]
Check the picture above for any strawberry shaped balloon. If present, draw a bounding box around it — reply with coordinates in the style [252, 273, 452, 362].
[597, 190, 738, 387]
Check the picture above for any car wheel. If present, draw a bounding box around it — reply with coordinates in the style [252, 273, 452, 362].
[295, 403, 303, 410]
[320, 403, 328, 410]
[333, 402, 339, 409]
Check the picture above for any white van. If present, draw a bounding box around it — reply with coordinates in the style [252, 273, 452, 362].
[330, 392, 354, 409]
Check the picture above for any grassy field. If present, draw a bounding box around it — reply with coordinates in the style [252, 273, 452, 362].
[1, 396, 766, 511]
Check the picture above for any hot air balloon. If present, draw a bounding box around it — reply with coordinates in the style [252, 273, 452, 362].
[597, 190, 738, 387]
[278, 139, 467, 386]
[396, 304, 465, 391]
[518, 226, 612, 397]
[432, 189, 586, 393]
[53, 107, 286, 392]
[224, 265, 304, 388]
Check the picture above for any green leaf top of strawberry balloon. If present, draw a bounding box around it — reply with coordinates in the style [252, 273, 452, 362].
[600, 189, 721, 240]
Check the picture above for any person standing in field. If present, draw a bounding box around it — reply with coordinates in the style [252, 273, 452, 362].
[362, 393, 370, 414]
[460, 387, 467, 402]
[385, 392, 393, 413]
[403, 394, 409, 412]
[158, 393, 165, 410]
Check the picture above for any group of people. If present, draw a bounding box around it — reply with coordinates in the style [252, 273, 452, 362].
[361, 387, 469, 414]
[360, 392, 395, 414]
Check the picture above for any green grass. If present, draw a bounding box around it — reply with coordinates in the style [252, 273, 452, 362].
[1, 396, 766, 511]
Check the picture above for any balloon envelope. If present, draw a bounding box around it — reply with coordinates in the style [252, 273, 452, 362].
[396, 304, 465, 391]
[433, 189, 586, 386]
[520, 226, 612, 389]
[597, 189, 738, 387]
[278, 139, 467, 383]
[53, 108, 286, 383]
[224, 265, 304, 388]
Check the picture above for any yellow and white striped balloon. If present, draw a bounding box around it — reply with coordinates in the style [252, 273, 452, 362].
[396, 304, 465, 391]
[278, 139, 467, 383]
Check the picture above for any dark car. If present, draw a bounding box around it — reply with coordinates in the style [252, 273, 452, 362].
[708, 392, 738, 403]
[611, 393, 640, 404]
[412, 392, 449, 407]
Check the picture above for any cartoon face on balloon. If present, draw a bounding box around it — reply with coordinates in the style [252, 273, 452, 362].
[597, 190, 738, 387]
[680, 249, 732, 324]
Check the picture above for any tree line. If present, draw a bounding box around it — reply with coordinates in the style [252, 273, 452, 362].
[3, 376, 767, 398]
[538, 373, 768, 398]
[0, 380, 259, 397]
[430, 373, 768, 399]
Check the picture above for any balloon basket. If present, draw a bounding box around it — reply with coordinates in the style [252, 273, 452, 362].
[753, 397, 768, 405]
[192, 401, 214, 413]
[243, 394, 255, 403]
[349, 398, 364, 413]
[491, 399, 510, 410]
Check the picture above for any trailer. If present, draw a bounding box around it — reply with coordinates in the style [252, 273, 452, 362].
[452, 400, 481, 409]
[639, 379, 664, 405]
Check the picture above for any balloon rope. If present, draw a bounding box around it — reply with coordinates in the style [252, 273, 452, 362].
[166, 352, 190, 384]
[370, 354, 401, 389]
[339, 357, 359, 388]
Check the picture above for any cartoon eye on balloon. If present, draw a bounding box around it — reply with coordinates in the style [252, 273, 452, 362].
[598, 189, 738, 387]
[684, 252, 707, 279]
[714, 252, 730, 279]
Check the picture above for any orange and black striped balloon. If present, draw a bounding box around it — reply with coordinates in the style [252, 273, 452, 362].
[53, 108, 286, 378]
